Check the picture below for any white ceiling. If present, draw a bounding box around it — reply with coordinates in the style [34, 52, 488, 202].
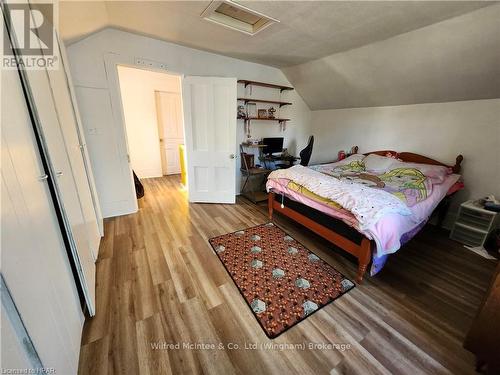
[59, 1, 493, 68]
[282, 4, 500, 109]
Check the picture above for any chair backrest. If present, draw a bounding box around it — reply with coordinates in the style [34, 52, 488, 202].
[299, 136, 314, 166]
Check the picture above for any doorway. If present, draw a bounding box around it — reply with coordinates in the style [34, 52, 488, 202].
[113, 61, 237, 203]
[117, 66, 185, 181]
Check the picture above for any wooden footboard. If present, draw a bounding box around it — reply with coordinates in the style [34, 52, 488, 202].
[268, 192, 373, 283]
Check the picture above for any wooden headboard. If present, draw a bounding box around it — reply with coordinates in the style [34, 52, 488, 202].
[351, 145, 463, 174]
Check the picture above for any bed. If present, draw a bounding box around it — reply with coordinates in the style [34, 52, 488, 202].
[266, 147, 464, 283]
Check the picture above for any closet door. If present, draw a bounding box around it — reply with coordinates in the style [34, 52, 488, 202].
[4, 2, 97, 314]
[47, 37, 101, 255]
[1, 68, 84, 374]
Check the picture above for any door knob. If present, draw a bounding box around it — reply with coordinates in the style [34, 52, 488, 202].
[56, 171, 63, 177]
[229, 154, 235, 159]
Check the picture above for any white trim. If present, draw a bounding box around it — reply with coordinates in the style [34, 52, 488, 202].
[103, 54, 189, 214]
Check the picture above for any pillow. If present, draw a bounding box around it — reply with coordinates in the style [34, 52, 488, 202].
[315, 153, 365, 169]
[364, 154, 397, 173]
[333, 153, 365, 166]
[389, 160, 450, 183]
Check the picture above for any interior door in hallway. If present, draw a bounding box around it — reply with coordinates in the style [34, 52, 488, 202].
[156, 91, 184, 175]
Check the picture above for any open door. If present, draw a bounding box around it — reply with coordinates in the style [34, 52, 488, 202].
[182, 77, 237, 203]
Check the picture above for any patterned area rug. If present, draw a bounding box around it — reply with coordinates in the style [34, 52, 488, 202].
[209, 223, 355, 338]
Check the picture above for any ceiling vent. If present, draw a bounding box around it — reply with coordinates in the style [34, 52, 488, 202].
[201, 1, 279, 36]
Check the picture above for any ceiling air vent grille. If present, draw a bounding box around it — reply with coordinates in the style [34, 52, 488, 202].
[201, 1, 279, 35]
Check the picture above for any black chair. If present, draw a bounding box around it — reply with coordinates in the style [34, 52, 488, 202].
[299, 135, 314, 166]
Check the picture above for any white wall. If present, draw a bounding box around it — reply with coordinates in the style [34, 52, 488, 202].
[310, 99, 500, 226]
[67, 28, 311, 217]
[117, 66, 181, 179]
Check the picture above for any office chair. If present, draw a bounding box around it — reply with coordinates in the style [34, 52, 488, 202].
[299, 136, 314, 166]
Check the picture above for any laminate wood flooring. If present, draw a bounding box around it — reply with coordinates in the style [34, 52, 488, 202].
[78, 175, 496, 375]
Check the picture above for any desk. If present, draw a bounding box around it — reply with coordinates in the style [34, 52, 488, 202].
[260, 154, 299, 170]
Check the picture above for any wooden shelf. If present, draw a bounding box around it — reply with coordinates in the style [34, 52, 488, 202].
[241, 143, 267, 148]
[238, 80, 294, 92]
[238, 98, 292, 107]
[242, 117, 290, 123]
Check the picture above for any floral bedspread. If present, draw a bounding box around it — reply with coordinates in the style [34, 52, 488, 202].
[267, 165, 412, 230]
[310, 160, 433, 207]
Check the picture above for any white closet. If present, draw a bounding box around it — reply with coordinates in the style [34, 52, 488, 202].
[6, 4, 99, 312]
[1, 67, 84, 374]
[1, 2, 100, 372]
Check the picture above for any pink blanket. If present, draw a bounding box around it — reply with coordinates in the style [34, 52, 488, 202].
[267, 174, 461, 275]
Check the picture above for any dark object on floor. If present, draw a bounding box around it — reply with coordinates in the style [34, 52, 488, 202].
[464, 262, 500, 374]
[133, 170, 144, 199]
[208, 223, 355, 338]
[484, 229, 500, 258]
[299, 135, 314, 166]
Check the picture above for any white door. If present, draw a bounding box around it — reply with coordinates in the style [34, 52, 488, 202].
[6, 14, 96, 314]
[48, 44, 101, 258]
[57, 38, 104, 236]
[2, 67, 84, 374]
[182, 77, 237, 203]
[156, 91, 184, 175]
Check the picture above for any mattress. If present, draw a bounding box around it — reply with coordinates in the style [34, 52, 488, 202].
[267, 173, 461, 275]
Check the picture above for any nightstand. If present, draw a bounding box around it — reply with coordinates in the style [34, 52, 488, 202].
[450, 200, 500, 247]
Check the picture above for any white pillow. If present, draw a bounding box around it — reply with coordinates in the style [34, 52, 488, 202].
[322, 153, 365, 168]
[336, 153, 365, 164]
[389, 160, 450, 183]
[364, 154, 397, 172]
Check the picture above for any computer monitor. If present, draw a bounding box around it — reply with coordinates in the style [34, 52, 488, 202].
[262, 137, 284, 155]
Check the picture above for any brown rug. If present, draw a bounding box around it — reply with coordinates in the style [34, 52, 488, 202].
[209, 223, 355, 338]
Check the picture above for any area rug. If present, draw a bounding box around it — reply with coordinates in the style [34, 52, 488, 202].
[209, 223, 355, 338]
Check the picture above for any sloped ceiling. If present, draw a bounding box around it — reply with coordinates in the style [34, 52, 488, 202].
[59, 1, 500, 109]
[282, 4, 500, 109]
[59, 1, 491, 67]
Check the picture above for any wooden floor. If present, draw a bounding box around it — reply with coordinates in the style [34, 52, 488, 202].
[78, 175, 495, 375]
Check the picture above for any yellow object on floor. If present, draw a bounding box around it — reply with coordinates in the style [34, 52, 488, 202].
[179, 144, 187, 187]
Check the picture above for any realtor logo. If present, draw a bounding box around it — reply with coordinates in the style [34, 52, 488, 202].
[2, 2, 58, 69]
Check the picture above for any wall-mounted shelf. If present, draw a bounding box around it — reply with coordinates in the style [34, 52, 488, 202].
[242, 117, 290, 123]
[241, 143, 267, 148]
[237, 80, 294, 93]
[237, 98, 292, 108]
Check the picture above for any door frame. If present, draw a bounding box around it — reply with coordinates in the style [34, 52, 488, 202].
[104, 54, 185, 201]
